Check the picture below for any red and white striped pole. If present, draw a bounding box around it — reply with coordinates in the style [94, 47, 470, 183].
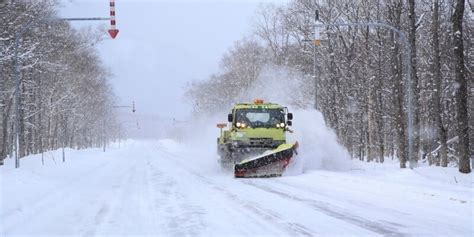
[108, 0, 119, 39]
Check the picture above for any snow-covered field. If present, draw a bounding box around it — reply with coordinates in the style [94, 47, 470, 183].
[1, 139, 472, 237]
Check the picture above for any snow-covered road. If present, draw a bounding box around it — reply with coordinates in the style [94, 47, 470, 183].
[1, 140, 472, 236]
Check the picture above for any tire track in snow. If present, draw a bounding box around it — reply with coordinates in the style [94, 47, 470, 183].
[80, 158, 143, 236]
[81, 203, 111, 237]
[154, 146, 316, 236]
[242, 180, 407, 237]
[205, 181, 315, 236]
[270, 178, 413, 220]
[145, 159, 207, 236]
[156, 144, 408, 236]
[89, 157, 167, 236]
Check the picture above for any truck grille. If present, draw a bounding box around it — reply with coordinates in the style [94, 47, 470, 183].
[249, 138, 274, 146]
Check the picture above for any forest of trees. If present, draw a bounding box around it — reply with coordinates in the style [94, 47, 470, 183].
[186, 0, 473, 173]
[0, 0, 118, 166]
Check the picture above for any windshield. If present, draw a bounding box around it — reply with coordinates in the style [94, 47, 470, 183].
[235, 108, 285, 128]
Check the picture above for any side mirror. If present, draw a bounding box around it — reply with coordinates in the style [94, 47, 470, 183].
[287, 113, 293, 120]
[228, 114, 233, 122]
[287, 121, 292, 126]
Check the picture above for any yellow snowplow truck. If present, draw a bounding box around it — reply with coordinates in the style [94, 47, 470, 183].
[217, 99, 298, 178]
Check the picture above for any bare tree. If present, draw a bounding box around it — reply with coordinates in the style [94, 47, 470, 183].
[0, 0, 118, 165]
[430, 0, 449, 167]
[452, 0, 471, 173]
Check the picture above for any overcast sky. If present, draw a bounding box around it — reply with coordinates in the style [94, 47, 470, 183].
[60, 0, 288, 124]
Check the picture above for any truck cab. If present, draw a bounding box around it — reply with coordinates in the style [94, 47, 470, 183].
[217, 99, 293, 166]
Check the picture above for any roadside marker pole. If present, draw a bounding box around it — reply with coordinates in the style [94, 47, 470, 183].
[108, 0, 119, 38]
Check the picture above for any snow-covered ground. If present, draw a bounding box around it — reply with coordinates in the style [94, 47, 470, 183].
[1, 139, 472, 237]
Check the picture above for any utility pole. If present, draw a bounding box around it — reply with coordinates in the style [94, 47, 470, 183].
[103, 119, 107, 152]
[62, 115, 68, 163]
[313, 10, 321, 110]
[301, 10, 320, 110]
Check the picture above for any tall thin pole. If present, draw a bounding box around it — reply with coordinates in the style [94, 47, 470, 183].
[13, 31, 21, 169]
[313, 41, 317, 110]
[62, 115, 68, 163]
[103, 119, 106, 152]
[118, 125, 121, 148]
[110, 0, 116, 30]
[107, 0, 119, 38]
[313, 10, 319, 110]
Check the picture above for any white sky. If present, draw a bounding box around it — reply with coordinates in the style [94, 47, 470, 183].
[60, 0, 288, 122]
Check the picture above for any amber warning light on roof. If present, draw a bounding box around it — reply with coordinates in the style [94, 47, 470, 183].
[253, 99, 264, 104]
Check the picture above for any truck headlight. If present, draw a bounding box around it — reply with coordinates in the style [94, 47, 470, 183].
[280, 123, 285, 128]
[236, 122, 241, 127]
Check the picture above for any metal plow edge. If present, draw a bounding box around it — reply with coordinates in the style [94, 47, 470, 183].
[234, 142, 298, 178]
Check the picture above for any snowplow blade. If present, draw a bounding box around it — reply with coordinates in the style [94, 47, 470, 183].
[234, 142, 298, 178]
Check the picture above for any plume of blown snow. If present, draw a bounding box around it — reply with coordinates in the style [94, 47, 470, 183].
[241, 64, 351, 173]
[285, 110, 351, 175]
[178, 113, 228, 174]
[238, 64, 314, 109]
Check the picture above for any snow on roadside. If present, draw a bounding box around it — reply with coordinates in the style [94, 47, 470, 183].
[349, 158, 473, 188]
[156, 137, 474, 236]
[1, 139, 472, 236]
[276, 159, 473, 236]
[0, 140, 136, 219]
